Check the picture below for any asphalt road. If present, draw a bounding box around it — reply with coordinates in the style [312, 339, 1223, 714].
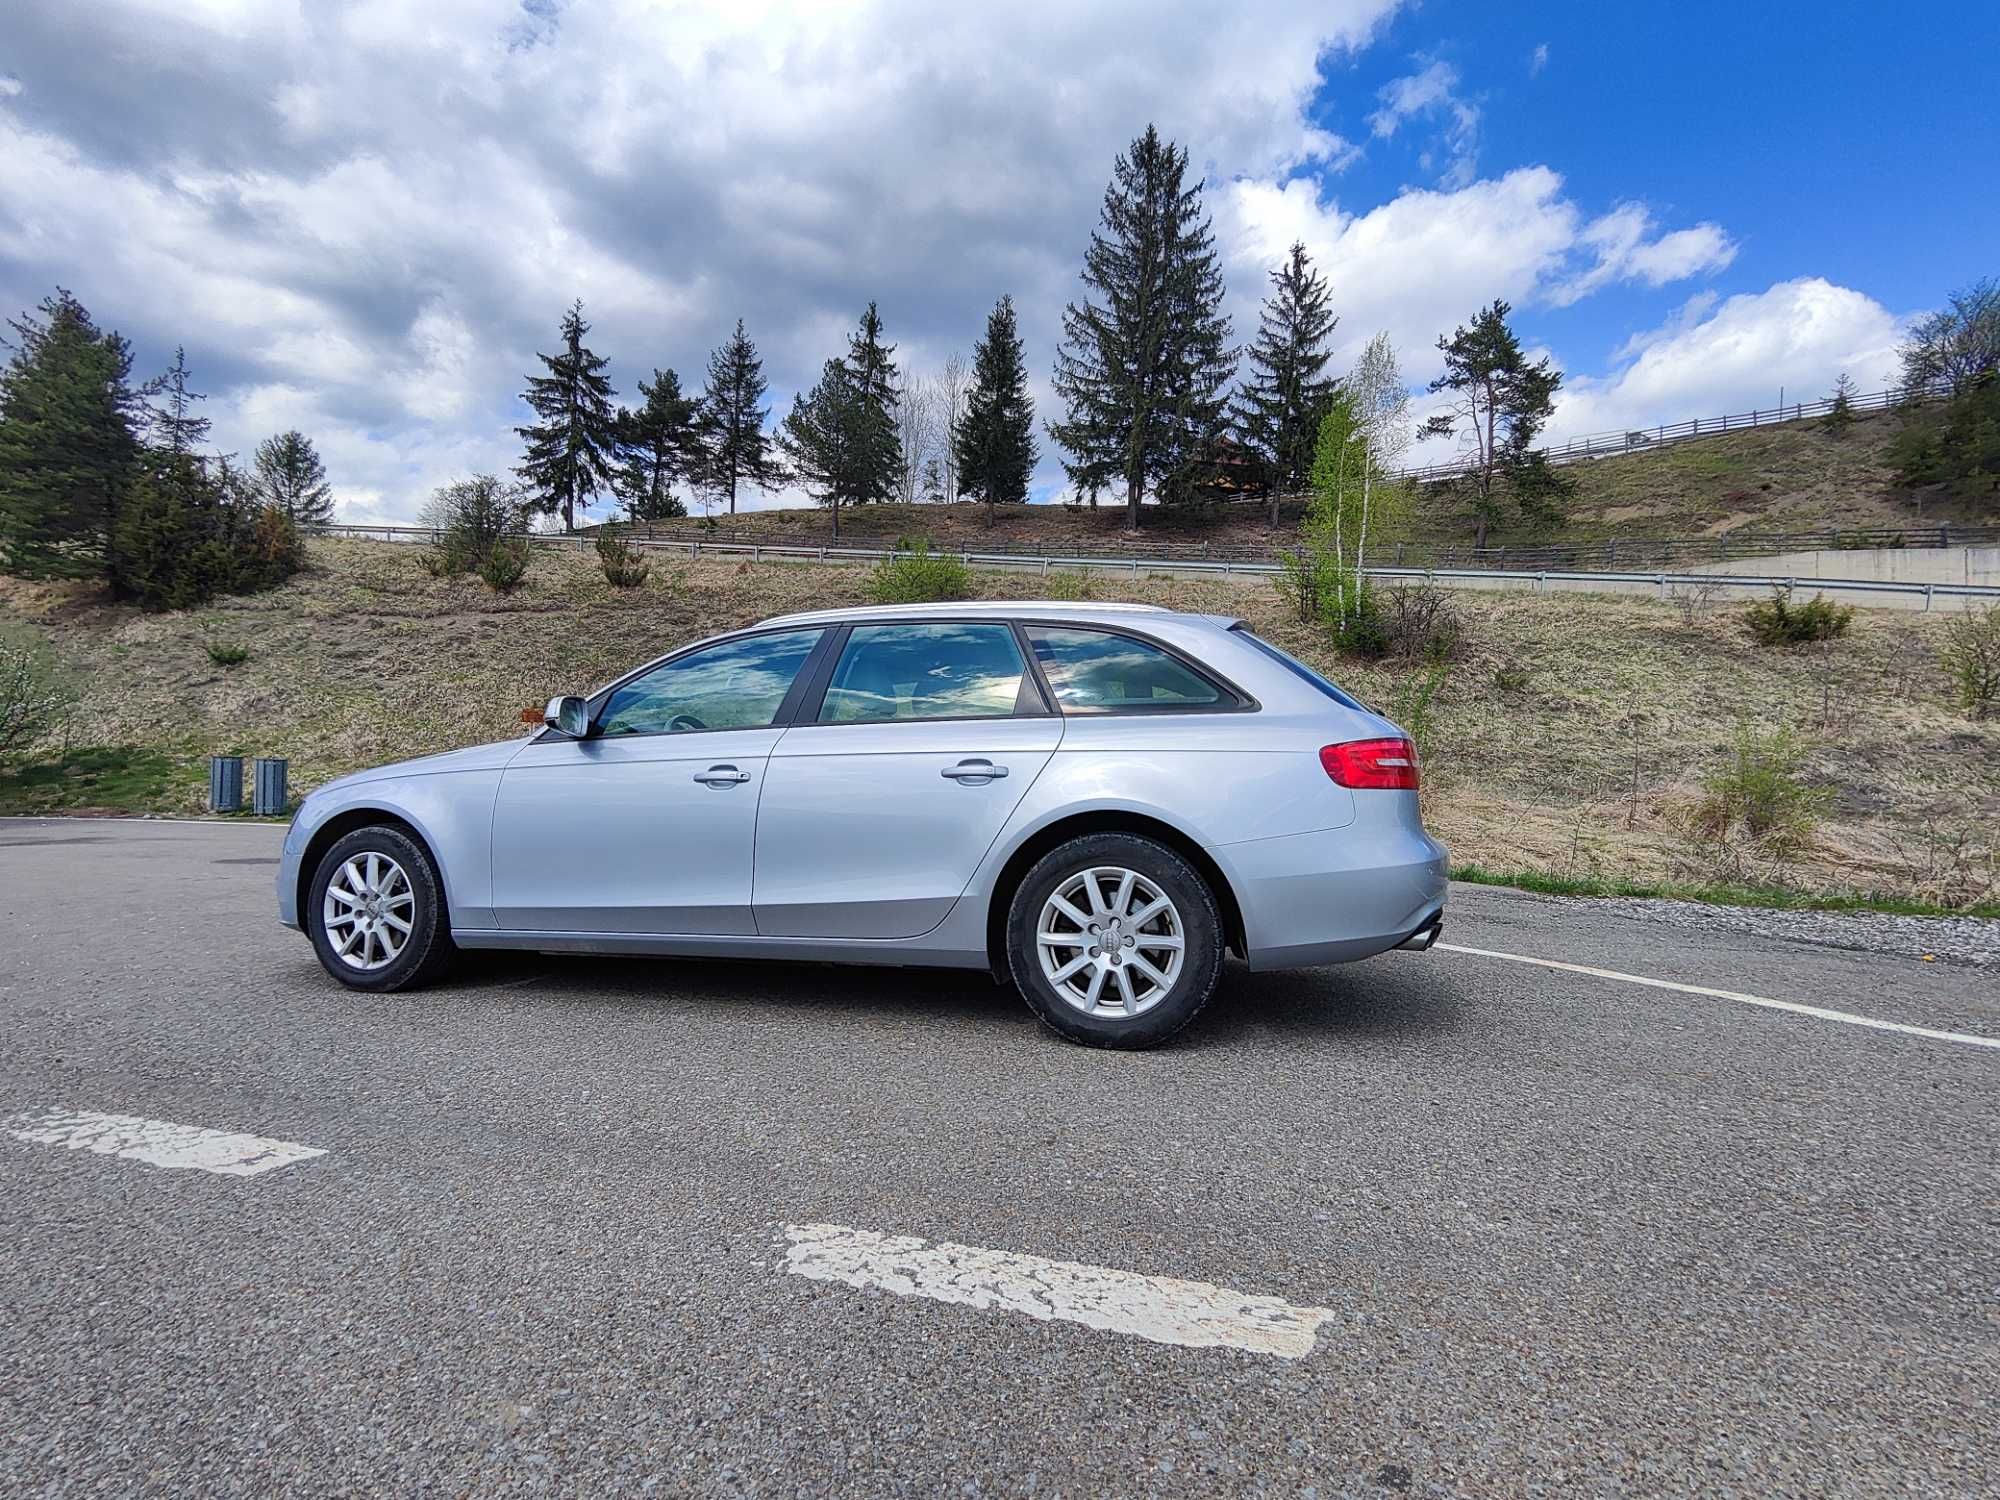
[2, 817, 1996, 1498]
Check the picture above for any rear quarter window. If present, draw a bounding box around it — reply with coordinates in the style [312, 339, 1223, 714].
[1230, 626, 1366, 710]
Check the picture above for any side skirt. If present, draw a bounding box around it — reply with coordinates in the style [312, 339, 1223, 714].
[451, 928, 990, 970]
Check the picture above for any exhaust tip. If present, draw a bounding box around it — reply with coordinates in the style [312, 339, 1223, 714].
[1396, 918, 1443, 952]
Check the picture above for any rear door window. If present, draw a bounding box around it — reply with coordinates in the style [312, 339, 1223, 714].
[818, 622, 1031, 723]
[1024, 627, 1224, 713]
[1230, 626, 1365, 710]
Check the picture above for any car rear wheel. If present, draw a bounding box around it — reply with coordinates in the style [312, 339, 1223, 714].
[1006, 832, 1223, 1049]
[306, 826, 455, 992]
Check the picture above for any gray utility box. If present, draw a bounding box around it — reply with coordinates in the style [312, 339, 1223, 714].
[209, 755, 243, 813]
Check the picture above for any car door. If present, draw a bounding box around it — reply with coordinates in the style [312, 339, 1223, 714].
[753, 620, 1062, 939]
[490, 627, 827, 936]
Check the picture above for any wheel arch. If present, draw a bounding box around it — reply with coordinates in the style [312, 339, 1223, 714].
[296, 807, 452, 932]
[983, 810, 1248, 982]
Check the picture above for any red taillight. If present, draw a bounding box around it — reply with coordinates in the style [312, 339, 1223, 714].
[1320, 737, 1420, 790]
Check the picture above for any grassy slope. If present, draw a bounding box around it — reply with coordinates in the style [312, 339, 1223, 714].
[5, 538, 1996, 909]
[627, 409, 1970, 552]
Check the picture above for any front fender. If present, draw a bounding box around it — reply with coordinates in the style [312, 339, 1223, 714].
[279, 770, 504, 932]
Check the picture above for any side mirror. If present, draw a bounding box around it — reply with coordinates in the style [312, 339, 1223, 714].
[543, 695, 591, 738]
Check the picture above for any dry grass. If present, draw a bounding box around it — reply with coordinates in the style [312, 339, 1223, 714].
[4, 539, 1996, 905]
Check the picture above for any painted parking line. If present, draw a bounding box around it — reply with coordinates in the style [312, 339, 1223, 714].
[1436, 942, 2000, 1052]
[780, 1223, 1335, 1359]
[7, 1109, 327, 1176]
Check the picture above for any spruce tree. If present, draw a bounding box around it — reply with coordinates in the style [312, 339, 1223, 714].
[144, 346, 211, 459]
[776, 359, 865, 541]
[1049, 124, 1236, 527]
[698, 319, 779, 516]
[1234, 241, 1338, 522]
[614, 368, 704, 521]
[252, 430, 334, 526]
[842, 301, 903, 505]
[0, 290, 144, 579]
[955, 294, 1037, 510]
[515, 299, 618, 531]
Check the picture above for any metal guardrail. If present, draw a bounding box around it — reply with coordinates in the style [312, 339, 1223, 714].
[314, 519, 2000, 575]
[1390, 380, 1948, 484]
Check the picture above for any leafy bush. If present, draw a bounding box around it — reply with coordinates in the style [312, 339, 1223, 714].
[1940, 603, 2000, 718]
[1692, 721, 1829, 852]
[419, 474, 527, 579]
[1743, 588, 1854, 646]
[1888, 375, 1998, 504]
[477, 539, 531, 594]
[1042, 569, 1094, 601]
[595, 523, 651, 588]
[0, 621, 80, 753]
[1386, 663, 1449, 798]
[205, 640, 250, 667]
[870, 540, 970, 604]
[109, 458, 305, 612]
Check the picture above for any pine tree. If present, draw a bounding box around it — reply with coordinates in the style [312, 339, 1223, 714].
[252, 430, 334, 526]
[842, 301, 903, 504]
[0, 290, 145, 580]
[1420, 300, 1569, 549]
[776, 359, 866, 541]
[614, 368, 704, 522]
[1049, 124, 1236, 527]
[1233, 241, 1338, 523]
[515, 299, 618, 531]
[144, 346, 211, 459]
[955, 294, 1037, 511]
[698, 319, 779, 516]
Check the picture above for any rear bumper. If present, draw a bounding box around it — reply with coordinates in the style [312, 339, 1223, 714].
[1214, 814, 1449, 971]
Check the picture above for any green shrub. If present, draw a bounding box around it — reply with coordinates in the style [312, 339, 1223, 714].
[870, 540, 970, 604]
[0, 621, 80, 753]
[1940, 603, 2000, 718]
[1386, 663, 1449, 796]
[478, 539, 531, 594]
[1042, 569, 1094, 601]
[1693, 721, 1828, 851]
[109, 459, 305, 612]
[1743, 588, 1854, 646]
[205, 640, 250, 667]
[595, 523, 652, 588]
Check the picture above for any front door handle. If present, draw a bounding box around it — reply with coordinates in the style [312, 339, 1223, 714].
[693, 765, 752, 787]
[940, 759, 1008, 782]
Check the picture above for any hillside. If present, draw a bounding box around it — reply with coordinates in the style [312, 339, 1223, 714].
[620, 407, 1971, 554]
[4, 539, 1995, 911]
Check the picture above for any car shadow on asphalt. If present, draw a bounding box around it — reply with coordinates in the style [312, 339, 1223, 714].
[438, 949, 1467, 1049]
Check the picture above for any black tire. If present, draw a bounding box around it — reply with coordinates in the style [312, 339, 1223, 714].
[1006, 832, 1224, 1049]
[305, 825, 455, 992]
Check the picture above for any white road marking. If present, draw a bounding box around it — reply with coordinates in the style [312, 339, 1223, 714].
[779, 1222, 1335, 1359]
[1436, 942, 2000, 1052]
[7, 1110, 327, 1176]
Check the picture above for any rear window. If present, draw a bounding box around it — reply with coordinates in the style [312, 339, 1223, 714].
[1230, 626, 1366, 710]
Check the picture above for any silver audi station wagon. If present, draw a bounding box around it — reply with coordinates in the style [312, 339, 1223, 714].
[279, 601, 1448, 1048]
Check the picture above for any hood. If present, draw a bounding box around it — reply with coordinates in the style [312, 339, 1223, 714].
[315, 734, 533, 794]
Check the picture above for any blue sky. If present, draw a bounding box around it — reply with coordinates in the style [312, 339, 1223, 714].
[2, 0, 1988, 519]
[1313, 1, 1999, 405]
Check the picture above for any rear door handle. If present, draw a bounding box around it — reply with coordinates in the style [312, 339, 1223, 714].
[693, 765, 752, 786]
[941, 759, 1008, 782]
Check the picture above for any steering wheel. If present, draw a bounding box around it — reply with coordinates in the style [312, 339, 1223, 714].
[668, 713, 708, 733]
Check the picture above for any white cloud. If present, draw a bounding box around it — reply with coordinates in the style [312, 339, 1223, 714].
[1548, 278, 1909, 443]
[1547, 202, 1737, 306]
[1221, 167, 1737, 384]
[1367, 58, 1480, 188]
[1528, 44, 1549, 77]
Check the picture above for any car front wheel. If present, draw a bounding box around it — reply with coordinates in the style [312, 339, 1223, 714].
[306, 825, 455, 992]
[1006, 832, 1224, 1049]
